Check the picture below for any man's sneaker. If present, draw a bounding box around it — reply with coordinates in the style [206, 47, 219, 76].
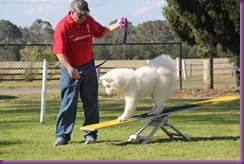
[84, 136, 96, 144]
[53, 137, 68, 146]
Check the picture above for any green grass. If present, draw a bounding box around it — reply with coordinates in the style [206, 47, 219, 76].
[182, 75, 236, 81]
[0, 80, 59, 89]
[0, 97, 240, 161]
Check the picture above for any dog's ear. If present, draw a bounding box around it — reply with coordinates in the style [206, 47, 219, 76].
[113, 78, 125, 88]
[99, 74, 108, 80]
[99, 75, 105, 80]
[107, 78, 114, 83]
[99, 75, 113, 83]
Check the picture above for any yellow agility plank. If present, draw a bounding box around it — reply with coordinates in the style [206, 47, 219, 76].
[80, 118, 138, 131]
[80, 96, 240, 131]
[191, 96, 240, 105]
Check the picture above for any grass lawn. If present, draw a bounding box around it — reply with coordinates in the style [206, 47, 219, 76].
[0, 97, 240, 161]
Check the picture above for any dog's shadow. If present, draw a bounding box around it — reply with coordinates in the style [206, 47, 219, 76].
[113, 135, 240, 146]
[69, 136, 239, 146]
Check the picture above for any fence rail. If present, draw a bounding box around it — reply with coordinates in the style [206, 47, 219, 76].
[0, 43, 239, 98]
[0, 58, 235, 82]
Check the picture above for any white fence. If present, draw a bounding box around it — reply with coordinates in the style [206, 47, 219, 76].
[0, 58, 236, 82]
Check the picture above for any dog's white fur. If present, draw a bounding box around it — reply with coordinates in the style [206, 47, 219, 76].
[99, 55, 176, 122]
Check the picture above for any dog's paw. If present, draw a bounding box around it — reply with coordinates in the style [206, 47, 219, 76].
[128, 134, 138, 141]
[117, 115, 127, 122]
[147, 108, 157, 115]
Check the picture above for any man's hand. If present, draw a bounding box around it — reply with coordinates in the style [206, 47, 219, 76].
[68, 68, 80, 79]
[104, 17, 127, 36]
[117, 17, 127, 30]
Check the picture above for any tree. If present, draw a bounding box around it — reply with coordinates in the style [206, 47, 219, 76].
[20, 19, 54, 44]
[20, 45, 57, 81]
[163, 0, 240, 89]
[93, 19, 136, 60]
[0, 20, 22, 61]
[215, 0, 240, 67]
[20, 46, 56, 62]
[130, 20, 181, 59]
[133, 20, 175, 43]
[0, 20, 22, 44]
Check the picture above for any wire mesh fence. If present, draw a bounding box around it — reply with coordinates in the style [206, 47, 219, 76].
[0, 43, 238, 101]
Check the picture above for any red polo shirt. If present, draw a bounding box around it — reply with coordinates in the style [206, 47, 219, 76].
[53, 11, 105, 66]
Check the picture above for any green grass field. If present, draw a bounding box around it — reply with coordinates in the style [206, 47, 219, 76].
[0, 96, 240, 161]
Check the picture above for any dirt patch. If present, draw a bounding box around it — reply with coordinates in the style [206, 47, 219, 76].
[173, 88, 240, 98]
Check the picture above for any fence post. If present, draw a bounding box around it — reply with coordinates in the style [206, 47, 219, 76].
[176, 57, 180, 78]
[182, 59, 187, 79]
[97, 67, 101, 78]
[231, 63, 234, 77]
[40, 59, 48, 123]
[203, 58, 214, 90]
[189, 64, 192, 77]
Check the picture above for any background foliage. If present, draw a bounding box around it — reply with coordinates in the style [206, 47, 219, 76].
[0, 0, 239, 65]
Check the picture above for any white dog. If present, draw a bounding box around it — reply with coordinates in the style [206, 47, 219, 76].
[99, 55, 176, 122]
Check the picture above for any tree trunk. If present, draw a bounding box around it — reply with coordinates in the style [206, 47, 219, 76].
[203, 54, 214, 90]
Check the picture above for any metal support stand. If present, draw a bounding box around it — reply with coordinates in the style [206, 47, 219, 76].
[128, 116, 191, 144]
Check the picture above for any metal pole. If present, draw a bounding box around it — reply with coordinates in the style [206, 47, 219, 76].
[40, 59, 48, 123]
[179, 43, 183, 90]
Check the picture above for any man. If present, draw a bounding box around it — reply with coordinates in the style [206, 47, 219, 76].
[53, 0, 126, 146]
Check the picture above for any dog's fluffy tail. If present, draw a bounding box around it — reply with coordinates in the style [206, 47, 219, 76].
[147, 54, 175, 76]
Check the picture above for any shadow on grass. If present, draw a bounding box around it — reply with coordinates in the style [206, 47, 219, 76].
[70, 139, 123, 145]
[70, 135, 240, 146]
[0, 95, 18, 100]
[0, 140, 23, 147]
[114, 135, 240, 146]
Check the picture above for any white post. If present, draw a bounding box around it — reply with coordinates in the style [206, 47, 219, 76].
[40, 59, 48, 123]
[176, 57, 180, 78]
[182, 59, 187, 79]
[203, 58, 210, 90]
